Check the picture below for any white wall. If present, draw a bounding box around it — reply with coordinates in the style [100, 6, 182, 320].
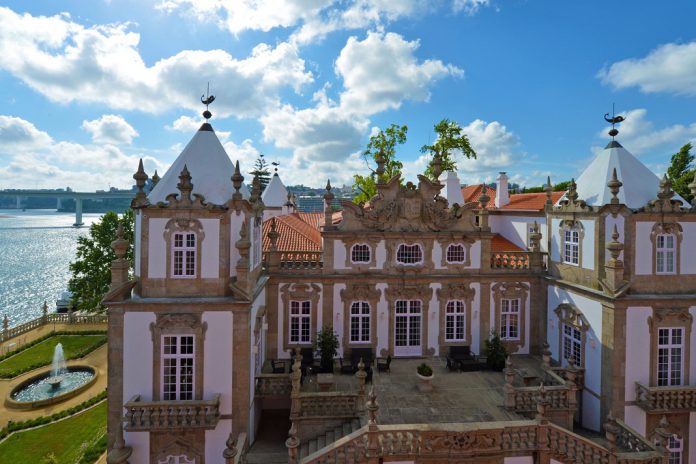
[428, 284, 441, 355]
[376, 283, 389, 356]
[123, 431, 149, 464]
[490, 215, 548, 252]
[203, 312, 233, 415]
[135, 210, 142, 277]
[547, 285, 603, 431]
[333, 240, 347, 270]
[248, 289, 266, 444]
[375, 241, 386, 268]
[199, 218, 220, 279]
[624, 405, 647, 436]
[123, 312, 155, 402]
[580, 219, 595, 270]
[634, 221, 653, 275]
[624, 307, 651, 402]
[504, 457, 533, 464]
[469, 241, 481, 269]
[206, 419, 232, 464]
[690, 413, 696, 454]
[604, 214, 625, 263]
[550, 218, 561, 262]
[148, 218, 168, 278]
[682, 223, 696, 274]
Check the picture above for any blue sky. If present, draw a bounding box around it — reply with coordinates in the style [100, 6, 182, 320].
[0, 0, 695, 191]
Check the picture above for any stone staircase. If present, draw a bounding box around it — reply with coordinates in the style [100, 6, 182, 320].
[298, 417, 363, 460]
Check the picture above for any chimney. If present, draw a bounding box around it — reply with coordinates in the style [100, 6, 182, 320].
[440, 171, 464, 206]
[495, 172, 510, 207]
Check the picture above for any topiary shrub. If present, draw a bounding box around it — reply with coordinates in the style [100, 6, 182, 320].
[484, 330, 509, 371]
[417, 362, 433, 377]
[314, 326, 339, 373]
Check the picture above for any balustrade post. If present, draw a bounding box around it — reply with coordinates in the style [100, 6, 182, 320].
[356, 358, 367, 412]
[366, 388, 380, 464]
[652, 415, 671, 462]
[504, 356, 516, 409]
[604, 411, 619, 464]
[535, 383, 551, 464]
[223, 433, 238, 464]
[106, 422, 133, 464]
[541, 342, 551, 369]
[290, 354, 302, 420]
[42, 301, 48, 325]
[565, 364, 578, 428]
[286, 422, 300, 464]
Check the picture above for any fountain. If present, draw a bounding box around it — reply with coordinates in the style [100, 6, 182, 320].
[6, 342, 97, 409]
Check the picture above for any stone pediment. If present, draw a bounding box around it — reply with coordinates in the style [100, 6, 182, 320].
[339, 175, 477, 232]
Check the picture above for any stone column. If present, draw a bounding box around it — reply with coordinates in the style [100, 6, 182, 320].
[107, 308, 125, 451]
[231, 310, 251, 436]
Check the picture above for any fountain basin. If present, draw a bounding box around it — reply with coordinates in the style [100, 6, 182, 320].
[6, 365, 98, 410]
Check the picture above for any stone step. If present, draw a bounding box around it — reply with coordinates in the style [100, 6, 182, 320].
[245, 451, 288, 464]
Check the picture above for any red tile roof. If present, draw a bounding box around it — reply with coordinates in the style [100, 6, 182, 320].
[263, 212, 322, 252]
[462, 184, 496, 203]
[462, 183, 566, 211]
[491, 234, 524, 252]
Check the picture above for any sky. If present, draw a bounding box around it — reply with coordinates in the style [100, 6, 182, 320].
[0, 1, 695, 192]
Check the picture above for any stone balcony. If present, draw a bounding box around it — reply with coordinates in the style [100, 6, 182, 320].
[123, 394, 221, 431]
[635, 381, 696, 413]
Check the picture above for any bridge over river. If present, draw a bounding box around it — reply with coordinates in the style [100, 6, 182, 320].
[0, 190, 134, 226]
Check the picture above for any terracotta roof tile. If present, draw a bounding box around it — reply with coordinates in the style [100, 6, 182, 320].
[502, 191, 565, 210]
[461, 184, 496, 203]
[263, 212, 322, 252]
[491, 234, 524, 252]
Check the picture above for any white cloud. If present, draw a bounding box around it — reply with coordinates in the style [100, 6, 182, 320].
[458, 119, 520, 174]
[0, 7, 313, 117]
[598, 41, 696, 96]
[452, 0, 490, 15]
[594, 108, 696, 156]
[335, 31, 463, 115]
[81, 114, 138, 145]
[0, 115, 53, 150]
[167, 115, 203, 133]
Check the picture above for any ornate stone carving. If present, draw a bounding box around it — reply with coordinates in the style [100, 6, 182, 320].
[280, 283, 322, 350]
[491, 282, 529, 354]
[554, 304, 590, 332]
[556, 179, 592, 212]
[642, 175, 685, 212]
[649, 222, 683, 275]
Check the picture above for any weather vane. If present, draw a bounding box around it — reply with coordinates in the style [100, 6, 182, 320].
[604, 103, 625, 140]
[201, 82, 215, 121]
[271, 161, 279, 173]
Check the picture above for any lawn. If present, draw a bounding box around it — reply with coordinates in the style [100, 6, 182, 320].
[0, 401, 106, 463]
[0, 334, 107, 377]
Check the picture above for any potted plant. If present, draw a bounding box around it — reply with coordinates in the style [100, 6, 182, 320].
[314, 326, 339, 373]
[484, 330, 509, 371]
[416, 362, 434, 392]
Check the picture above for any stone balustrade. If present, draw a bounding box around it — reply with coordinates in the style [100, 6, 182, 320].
[300, 420, 665, 464]
[263, 251, 323, 271]
[294, 392, 360, 420]
[635, 381, 696, 412]
[512, 385, 572, 413]
[255, 373, 292, 397]
[490, 251, 530, 270]
[0, 313, 108, 343]
[124, 394, 220, 431]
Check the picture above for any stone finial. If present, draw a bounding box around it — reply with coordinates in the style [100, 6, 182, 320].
[479, 183, 490, 210]
[657, 174, 675, 201]
[545, 175, 553, 205]
[604, 410, 620, 451]
[285, 191, 294, 208]
[689, 175, 696, 209]
[529, 221, 542, 252]
[42, 301, 48, 317]
[249, 174, 262, 205]
[324, 179, 335, 201]
[366, 387, 379, 425]
[177, 164, 193, 201]
[566, 178, 578, 203]
[268, 218, 279, 251]
[131, 158, 149, 208]
[111, 224, 129, 260]
[356, 357, 367, 398]
[541, 342, 551, 369]
[2, 314, 8, 332]
[375, 149, 386, 179]
[223, 433, 238, 462]
[607, 167, 622, 204]
[286, 422, 299, 464]
[151, 170, 160, 187]
[430, 151, 443, 180]
[535, 383, 549, 421]
[324, 179, 335, 230]
[231, 160, 244, 200]
[606, 224, 624, 263]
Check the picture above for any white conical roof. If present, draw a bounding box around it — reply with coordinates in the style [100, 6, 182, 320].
[573, 140, 687, 208]
[148, 123, 249, 205]
[262, 173, 289, 208]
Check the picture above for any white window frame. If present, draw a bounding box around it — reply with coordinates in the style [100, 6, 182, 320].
[349, 301, 371, 343]
[656, 233, 676, 275]
[161, 335, 195, 401]
[562, 323, 583, 366]
[445, 244, 466, 264]
[172, 231, 196, 278]
[563, 227, 579, 266]
[500, 298, 520, 341]
[667, 434, 683, 464]
[657, 327, 683, 387]
[350, 243, 371, 264]
[289, 300, 311, 344]
[445, 300, 466, 342]
[396, 243, 423, 265]
[527, 223, 537, 249]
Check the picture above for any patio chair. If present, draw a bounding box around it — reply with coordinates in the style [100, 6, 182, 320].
[271, 359, 287, 374]
[339, 357, 354, 375]
[376, 355, 391, 373]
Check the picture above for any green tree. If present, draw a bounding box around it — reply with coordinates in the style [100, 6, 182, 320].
[248, 154, 272, 192]
[421, 119, 476, 180]
[68, 209, 134, 312]
[667, 142, 694, 203]
[352, 124, 408, 204]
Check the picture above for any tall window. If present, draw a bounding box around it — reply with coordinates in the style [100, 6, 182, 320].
[500, 298, 520, 340]
[396, 244, 423, 264]
[563, 324, 583, 366]
[445, 300, 466, 341]
[350, 302, 371, 343]
[351, 244, 371, 263]
[446, 244, 466, 263]
[657, 327, 683, 387]
[667, 435, 683, 464]
[161, 335, 194, 401]
[656, 234, 676, 274]
[289, 300, 311, 344]
[563, 227, 579, 265]
[173, 232, 196, 277]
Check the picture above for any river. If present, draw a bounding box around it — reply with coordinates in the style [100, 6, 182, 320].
[0, 209, 103, 326]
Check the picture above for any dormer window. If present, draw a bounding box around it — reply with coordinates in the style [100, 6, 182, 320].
[446, 244, 466, 263]
[656, 233, 676, 274]
[173, 232, 196, 277]
[351, 244, 371, 263]
[396, 244, 423, 265]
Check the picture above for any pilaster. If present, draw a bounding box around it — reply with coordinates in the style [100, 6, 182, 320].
[107, 307, 125, 450]
[479, 282, 491, 353]
[232, 310, 251, 435]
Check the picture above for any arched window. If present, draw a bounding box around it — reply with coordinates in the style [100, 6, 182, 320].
[172, 232, 196, 277]
[396, 244, 423, 264]
[351, 244, 371, 263]
[446, 244, 466, 263]
[445, 300, 466, 341]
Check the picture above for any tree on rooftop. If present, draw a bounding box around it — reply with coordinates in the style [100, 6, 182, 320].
[421, 119, 476, 181]
[68, 209, 134, 312]
[667, 142, 694, 203]
[352, 124, 408, 204]
[248, 154, 271, 192]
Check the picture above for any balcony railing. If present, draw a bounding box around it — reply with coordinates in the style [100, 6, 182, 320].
[256, 373, 292, 398]
[124, 394, 220, 431]
[635, 381, 696, 412]
[490, 251, 530, 270]
[263, 251, 323, 271]
[293, 391, 360, 420]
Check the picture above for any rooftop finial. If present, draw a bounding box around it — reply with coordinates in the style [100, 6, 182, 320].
[201, 82, 215, 121]
[604, 103, 625, 140]
[272, 161, 279, 174]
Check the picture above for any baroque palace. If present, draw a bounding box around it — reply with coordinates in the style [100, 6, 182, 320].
[104, 109, 696, 464]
